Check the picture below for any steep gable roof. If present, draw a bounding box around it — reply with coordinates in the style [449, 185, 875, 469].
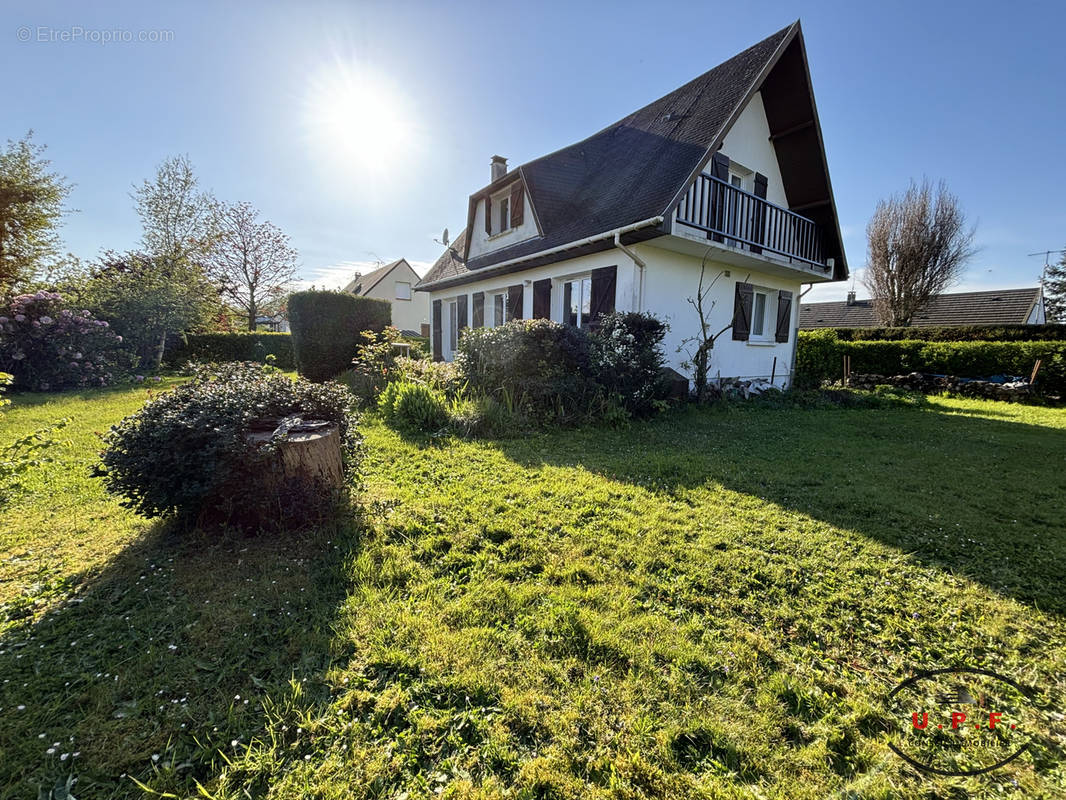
[419, 21, 845, 290]
[343, 258, 413, 296]
[799, 288, 1044, 328]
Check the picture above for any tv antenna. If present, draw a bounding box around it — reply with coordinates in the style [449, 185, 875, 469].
[1028, 249, 1066, 286]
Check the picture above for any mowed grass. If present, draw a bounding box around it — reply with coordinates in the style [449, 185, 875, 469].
[1, 384, 1064, 798]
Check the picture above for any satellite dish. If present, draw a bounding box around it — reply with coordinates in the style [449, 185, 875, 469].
[442, 228, 449, 247]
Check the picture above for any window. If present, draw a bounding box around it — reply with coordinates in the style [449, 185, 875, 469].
[564, 276, 592, 328]
[493, 293, 505, 326]
[395, 281, 411, 300]
[448, 300, 458, 352]
[751, 289, 770, 339]
[498, 197, 510, 234]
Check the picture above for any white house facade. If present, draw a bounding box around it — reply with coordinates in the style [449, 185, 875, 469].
[344, 258, 430, 335]
[416, 22, 848, 389]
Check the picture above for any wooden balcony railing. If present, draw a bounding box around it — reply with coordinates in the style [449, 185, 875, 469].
[676, 174, 828, 269]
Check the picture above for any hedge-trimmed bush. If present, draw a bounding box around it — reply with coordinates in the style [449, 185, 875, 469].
[824, 324, 1066, 342]
[288, 290, 391, 381]
[165, 332, 294, 370]
[99, 361, 360, 525]
[796, 330, 1066, 393]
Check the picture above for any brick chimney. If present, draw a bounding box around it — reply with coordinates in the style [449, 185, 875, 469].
[846, 291, 857, 306]
[490, 155, 507, 182]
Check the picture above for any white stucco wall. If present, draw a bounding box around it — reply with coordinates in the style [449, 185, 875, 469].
[717, 91, 789, 207]
[425, 240, 803, 387]
[361, 261, 431, 333]
[466, 182, 540, 261]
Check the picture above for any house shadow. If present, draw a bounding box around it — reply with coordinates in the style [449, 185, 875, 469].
[0, 511, 364, 798]
[492, 402, 1066, 615]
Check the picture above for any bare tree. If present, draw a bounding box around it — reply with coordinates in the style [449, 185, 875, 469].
[863, 179, 976, 326]
[208, 201, 299, 330]
[133, 155, 218, 263]
[678, 248, 742, 401]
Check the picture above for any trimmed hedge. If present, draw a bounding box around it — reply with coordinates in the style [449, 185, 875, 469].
[166, 332, 294, 370]
[288, 290, 391, 381]
[824, 324, 1066, 342]
[796, 330, 1066, 393]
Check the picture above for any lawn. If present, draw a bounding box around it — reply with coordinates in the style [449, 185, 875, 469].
[1, 384, 1064, 798]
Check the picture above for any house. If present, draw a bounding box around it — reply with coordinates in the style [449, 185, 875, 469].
[414, 21, 848, 388]
[343, 258, 430, 336]
[800, 287, 1047, 329]
[254, 313, 289, 333]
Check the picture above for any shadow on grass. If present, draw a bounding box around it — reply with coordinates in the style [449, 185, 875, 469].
[0, 510, 364, 799]
[494, 401, 1066, 615]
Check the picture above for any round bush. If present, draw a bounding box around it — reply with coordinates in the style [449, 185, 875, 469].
[99, 362, 360, 524]
[378, 380, 448, 433]
[288, 290, 391, 381]
[0, 291, 133, 391]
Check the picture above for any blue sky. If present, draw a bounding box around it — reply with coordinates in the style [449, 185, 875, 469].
[5, 0, 1064, 301]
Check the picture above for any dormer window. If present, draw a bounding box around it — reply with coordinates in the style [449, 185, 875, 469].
[497, 195, 510, 235]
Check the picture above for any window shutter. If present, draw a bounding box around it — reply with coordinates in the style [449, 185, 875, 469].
[472, 292, 485, 328]
[732, 281, 753, 341]
[775, 289, 793, 343]
[432, 299, 443, 361]
[457, 295, 468, 336]
[751, 172, 768, 254]
[532, 278, 551, 319]
[484, 196, 492, 234]
[510, 184, 524, 227]
[589, 265, 617, 326]
[708, 152, 730, 243]
[507, 284, 524, 321]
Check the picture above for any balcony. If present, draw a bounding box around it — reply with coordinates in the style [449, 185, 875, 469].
[676, 174, 830, 270]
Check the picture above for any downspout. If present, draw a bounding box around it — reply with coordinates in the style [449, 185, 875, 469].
[613, 217, 663, 311]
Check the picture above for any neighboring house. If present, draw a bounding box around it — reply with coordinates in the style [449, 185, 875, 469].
[255, 313, 289, 332]
[800, 287, 1047, 329]
[414, 21, 847, 388]
[343, 258, 430, 335]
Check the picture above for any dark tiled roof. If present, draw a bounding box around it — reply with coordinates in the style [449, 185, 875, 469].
[418, 23, 797, 289]
[799, 288, 1042, 328]
[343, 258, 409, 295]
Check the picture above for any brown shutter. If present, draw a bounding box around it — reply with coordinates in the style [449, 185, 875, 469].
[532, 278, 551, 319]
[431, 299, 443, 361]
[472, 292, 485, 328]
[732, 281, 752, 341]
[751, 172, 768, 254]
[507, 284, 524, 320]
[708, 152, 730, 243]
[484, 196, 492, 234]
[775, 289, 793, 343]
[510, 184, 524, 227]
[589, 265, 617, 326]
[456, 295, 468, 337]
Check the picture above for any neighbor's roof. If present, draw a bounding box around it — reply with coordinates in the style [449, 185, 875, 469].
[343, 258, 412, 296]
[418, 21, 846, 290]
[799, 288, 1044, 328]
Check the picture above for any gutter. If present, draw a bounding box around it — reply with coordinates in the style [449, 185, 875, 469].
[613, 229, 649, 311]
[417, 215, 664, 292]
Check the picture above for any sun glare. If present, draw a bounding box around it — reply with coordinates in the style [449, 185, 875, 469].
[303, 59, 414, 180]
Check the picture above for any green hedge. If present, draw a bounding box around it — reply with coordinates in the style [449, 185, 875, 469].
[288, 290, 391, 381]
[166, 332, 294, 369]
[826, 324, 1066, 342]
[796, 330, 1066, 393]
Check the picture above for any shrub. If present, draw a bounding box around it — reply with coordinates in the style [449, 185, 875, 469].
[0, 290, 134, 391]
[589, 312, 669, 416]
[378, 380, 448, 434]
[165, 332, 294, 369]
[828, 324, 1066, 342]
[457, 319, 597, 421]
[288, 290, 391, 381]
[394, 356, 463, 397]
[99, 362, 360, 525]
[345, 327, 406, 403]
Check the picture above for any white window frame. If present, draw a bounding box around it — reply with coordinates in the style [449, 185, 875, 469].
[447, 299, 458, 354]
[749, 286, 775, 342]
[395, 281, 411, 300]
[492, 292, 506, 326]
[563, 275, 593, 328]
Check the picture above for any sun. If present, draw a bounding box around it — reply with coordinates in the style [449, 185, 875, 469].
[303, 59, 414, 179]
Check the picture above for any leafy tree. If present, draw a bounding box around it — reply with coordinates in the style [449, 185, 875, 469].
[208, 201, 299, 330]
[82, 251, 219, 369]
[1044, 250, 1066, 322]
[864, 179, 976, 326]
[132, 154, 218, 263]
[0, 133, 72, 290]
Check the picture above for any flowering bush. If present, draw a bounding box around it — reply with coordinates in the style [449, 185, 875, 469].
[99, 361, 360, 525]
[0, 291, 133, 391]
[590, 312, 670, 416]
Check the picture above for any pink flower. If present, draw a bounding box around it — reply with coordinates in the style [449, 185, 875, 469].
[13, 314, 25, 322]
[39, 316, 53, 325]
